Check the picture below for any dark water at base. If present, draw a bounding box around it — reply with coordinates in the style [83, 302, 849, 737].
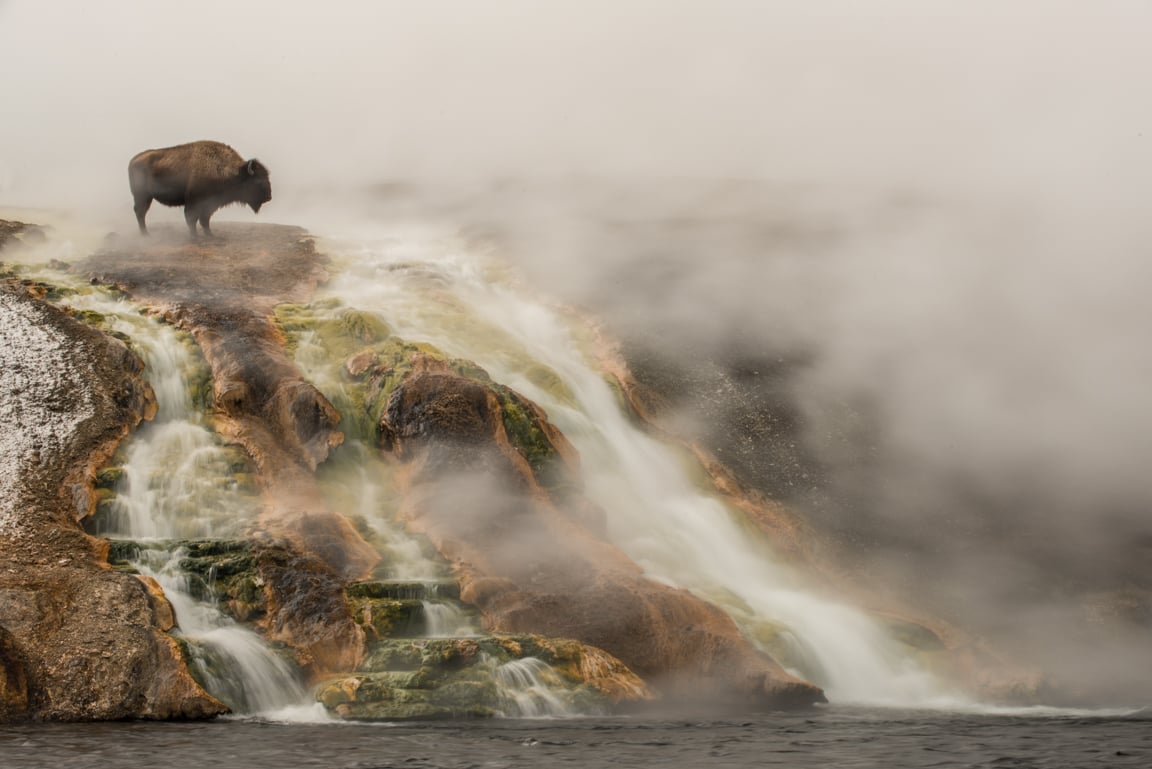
[2, 708, 1149, 769]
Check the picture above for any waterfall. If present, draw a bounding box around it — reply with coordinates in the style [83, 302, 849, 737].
[289, 314, 458, 583]
[491, 657, 575, 718]
[68, 293, 318, 718]
[131, 546, 310, 715]
[315, 230, 959, 706]
[421, 600, 478, 638]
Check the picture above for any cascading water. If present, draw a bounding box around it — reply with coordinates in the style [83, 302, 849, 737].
[422, 599, 479, 638]
[62, 291, 317, 718]
[289, 316, 459, 582]
[85, 302, 252, 540]
[491, 656, 575, 718]
[130, 544, 311, 715]
[311, 228, 961, 707]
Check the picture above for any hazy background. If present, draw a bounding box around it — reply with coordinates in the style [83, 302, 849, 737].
[2, 0, 1150, 204]
[2, 0, 1151, 703]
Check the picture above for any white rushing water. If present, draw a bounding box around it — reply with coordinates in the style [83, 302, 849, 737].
[313, 228, 959, 707]
[59, 291, 317, 717]
[491, 656, 575, 718]
[63, 291, 254, 539]
[291, 317, 465, 583]
[131, 546, 312, 715]
[422, 600, 479, 638]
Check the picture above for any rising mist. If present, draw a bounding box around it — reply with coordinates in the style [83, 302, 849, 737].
[2, 0, 1150, 704]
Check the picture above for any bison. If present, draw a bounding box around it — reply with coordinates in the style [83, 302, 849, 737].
[128, 140, 271, 238]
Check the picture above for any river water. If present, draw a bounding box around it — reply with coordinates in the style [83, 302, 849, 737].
[1, 707, 1148, 768]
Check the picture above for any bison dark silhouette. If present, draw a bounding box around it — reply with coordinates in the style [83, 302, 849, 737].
[128, 140, 271, 238]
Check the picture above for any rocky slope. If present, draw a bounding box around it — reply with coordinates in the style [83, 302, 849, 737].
[369, 353, 823, 708]
[0, 219, 831, 720]
[0, 273, 223, 721]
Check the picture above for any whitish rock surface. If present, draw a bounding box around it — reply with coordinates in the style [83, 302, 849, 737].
[0, 278, 224, 721]
[0, 288, 95, 535]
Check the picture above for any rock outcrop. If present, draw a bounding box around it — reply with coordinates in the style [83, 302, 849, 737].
[0, 219, 45, 252]
[108, 538, 364, 678]
[3, 219, 827, 719]
[317, 635, 650, 720]
[0, 279, 224, 720]
[362, 351, 825, 709]
[82, 225, 379, 582]
[77, 224, 378, 679]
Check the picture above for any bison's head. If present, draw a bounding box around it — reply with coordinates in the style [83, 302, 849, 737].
[242, 158, 272, 213]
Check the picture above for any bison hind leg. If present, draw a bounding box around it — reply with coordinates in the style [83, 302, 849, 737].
[183, 206, 201, 239]
[198, 210, 219, 239]
[133, 195, 152, 235]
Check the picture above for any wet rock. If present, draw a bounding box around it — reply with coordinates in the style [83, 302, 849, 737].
[109, 539, 266, 622]
[378, 353, 826, 710]
[81, 224, 379, 580]
[0, 625, 29, 721]
[109, 537, 366, 679]
[348, 579, 461, 601]
[595, 336, 819, 564]
[317, 634, 649, 720]
[0, 282, 224, 721]
[0, 219, 46, 251]
[134, 575, 177, 632]
[347, 595, 427, 641]
[255, 541, 366, 677]
[345, 581, 478, 642]
[319, 670, 500, 720]
[598, 333, 1059, 703]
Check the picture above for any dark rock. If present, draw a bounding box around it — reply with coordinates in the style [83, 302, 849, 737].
[344, 581, 475, 641]
[347, 580, 461, 601]
[0, 625, 29, 721]
[109, 537, 367, 680]
[254, 540, 366, 677]
[378, 354, 826, 710]
[0, 219, 47, 252]
[318, 634, 649, 720]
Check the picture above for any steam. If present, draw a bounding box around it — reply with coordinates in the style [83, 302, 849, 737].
[465, 179, 1152, 704]
[2, 0, 1151, 704]
[3, 1, 1150, 211]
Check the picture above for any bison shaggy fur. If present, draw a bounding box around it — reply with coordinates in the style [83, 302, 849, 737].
[128, 140, 272, 238]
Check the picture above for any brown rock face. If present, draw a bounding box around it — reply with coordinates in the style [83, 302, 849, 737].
[0, 219, 46, 251]
[0, 281, 224, 721]
[0, 625, 29, 721]
[83, 224, 379, 582]
[76, 224, 374, 682]
[254, 542, 365, 676]
[378, 357, 825, 709]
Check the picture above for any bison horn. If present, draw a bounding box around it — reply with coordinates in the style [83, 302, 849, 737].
[246, 159, 258, 176]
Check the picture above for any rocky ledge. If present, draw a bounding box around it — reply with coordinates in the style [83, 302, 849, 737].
[369, 352, 825, 708]
[0, 275, 222, 721]
[1, 219, 826, 721]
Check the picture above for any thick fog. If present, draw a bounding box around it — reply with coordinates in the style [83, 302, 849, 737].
[3, 0, 1151, 703]
[3, 1, 1149, 205]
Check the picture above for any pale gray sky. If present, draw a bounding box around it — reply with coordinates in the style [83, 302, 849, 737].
[1, 0, 1149, 207]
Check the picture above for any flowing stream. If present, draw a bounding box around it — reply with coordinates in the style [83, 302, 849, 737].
[313, 227, 960, 707]
[63, 290, 317, 718]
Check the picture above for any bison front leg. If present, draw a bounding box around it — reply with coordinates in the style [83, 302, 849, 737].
[133, 195, 152, 235]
